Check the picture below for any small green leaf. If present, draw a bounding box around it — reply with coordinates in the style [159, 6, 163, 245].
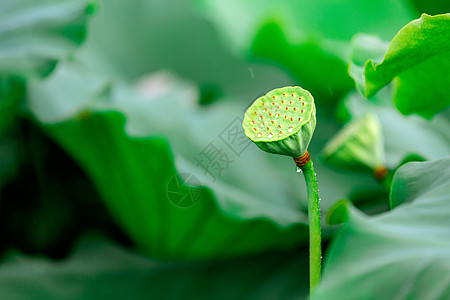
[364, 13, 450, 119]
[325, 199, 349, 226]
[314, 157, 450, 300]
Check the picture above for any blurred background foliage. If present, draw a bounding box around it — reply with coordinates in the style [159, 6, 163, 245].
[0, 0, 449, 299]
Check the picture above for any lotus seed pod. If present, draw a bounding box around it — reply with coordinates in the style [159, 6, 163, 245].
[243, 86, 316, 157]
[321, 113, 386, 174]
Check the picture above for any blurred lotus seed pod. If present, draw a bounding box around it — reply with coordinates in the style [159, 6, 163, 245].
[321, 113, 387, 177]
[243, 86, 316, 157]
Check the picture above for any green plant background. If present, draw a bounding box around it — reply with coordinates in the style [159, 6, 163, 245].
[0, 0, 449, 299]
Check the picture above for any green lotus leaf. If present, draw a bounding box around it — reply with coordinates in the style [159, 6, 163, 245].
[364, 13, 450, 119]
[249, 21, 353, 106]
[78, 0, 292, 101]
[28, 61, 375, 259]
[195, 0, 413, 51]
[0, 235, 310, 299]
[194, 0, 414, 104]
[28, 62, 310, 259]
[314, 157, 450, 299]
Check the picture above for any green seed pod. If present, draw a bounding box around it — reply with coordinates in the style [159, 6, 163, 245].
[321, 113, 386, 176]
[243, 86, 316, 157]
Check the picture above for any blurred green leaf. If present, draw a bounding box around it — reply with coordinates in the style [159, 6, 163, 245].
[364, 13, 450, 119]
[195, 0, 415, 51]
[78, 0, 293, 101]
[0, 0, 95, 196]
[0, 235, 309, 300]
[44, 113, 310, 259]
[0, 119, 115, 256]
[76, 0, 379, 217]
[195, 0, 415, 104]
[28, 62, 308, 259]
[250, 21, 353, 106]
[0, 0, 96, 77]
[314, 157, 450, 300]
[27, 62, 374, 259]
[74, 0, 384, 220]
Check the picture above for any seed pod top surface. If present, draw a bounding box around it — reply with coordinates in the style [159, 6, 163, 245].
[243, 86, 316, 157]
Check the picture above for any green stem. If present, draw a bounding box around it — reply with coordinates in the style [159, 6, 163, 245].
[301, 160, 322, 292]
